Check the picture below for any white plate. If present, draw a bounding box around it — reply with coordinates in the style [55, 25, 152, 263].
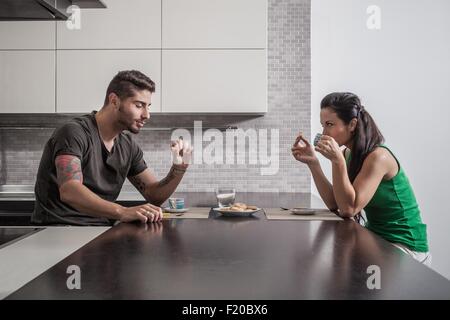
[163, 207, 189, 213]
[213, 207, 261, 217]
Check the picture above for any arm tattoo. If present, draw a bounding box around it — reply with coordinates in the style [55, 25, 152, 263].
[129, 175, 146, 194]
[158, 166, 186, 188]
[55, 155, 83, 186]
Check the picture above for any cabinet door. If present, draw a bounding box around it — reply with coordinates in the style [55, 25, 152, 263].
[0, 21, 55, 49]
[57, 50, 161, 113]
[0, 51, 55, 113]
[163, 0, 267, 48]
[57, 0, 161, 49]
[162, 50, 267, 113]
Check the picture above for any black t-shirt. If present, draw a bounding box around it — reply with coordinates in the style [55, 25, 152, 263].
[32, 111, 147, 226]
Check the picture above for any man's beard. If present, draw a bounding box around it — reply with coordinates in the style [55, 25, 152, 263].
[118, 105, 139, 134]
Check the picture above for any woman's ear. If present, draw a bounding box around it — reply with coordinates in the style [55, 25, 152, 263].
[350, 118, 358, 133]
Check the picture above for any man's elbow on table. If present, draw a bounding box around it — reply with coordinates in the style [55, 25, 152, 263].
[143, 192, 167, 208]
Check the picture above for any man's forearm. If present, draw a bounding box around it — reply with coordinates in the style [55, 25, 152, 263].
[60, 181, 123, 220]
[144, 165, 187, 206]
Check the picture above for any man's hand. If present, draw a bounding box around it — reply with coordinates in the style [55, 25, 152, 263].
[117, 203, 163, 223]
[171, 137, 193, 166]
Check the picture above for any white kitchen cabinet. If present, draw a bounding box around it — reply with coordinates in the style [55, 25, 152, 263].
[57, 50, 161, 113]
[0, 51, 55, 113]
[0, 21, 55, 50]
[57, 0, 161, 49]
[162, 0, 267, 48]
[162, 50, 267, 113]
[0, 0, 267, 114]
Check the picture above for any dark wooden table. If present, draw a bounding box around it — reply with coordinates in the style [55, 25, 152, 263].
[6, 215, 450, 300]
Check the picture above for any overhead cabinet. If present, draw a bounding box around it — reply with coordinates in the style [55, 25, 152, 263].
[161, 0, 267, 113]
[56, 0, 161, 49]
[162, 0, 267, 49]
[0, 21, 55, 113]
[162, 50, 266, 113]
[0, 51, 55, 113]
[0, 0, 267, 114]
[56, 50, 161, 113]
[0, 21, 55, 50]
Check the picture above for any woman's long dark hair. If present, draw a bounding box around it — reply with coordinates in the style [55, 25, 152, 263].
[320, 92, 384, 183]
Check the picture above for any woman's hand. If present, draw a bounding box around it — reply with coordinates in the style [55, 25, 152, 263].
[314, 135, 345, 164]
[291, 133, 319, 166]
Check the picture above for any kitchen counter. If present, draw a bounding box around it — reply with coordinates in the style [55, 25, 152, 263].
[0, 185, 149, 224]
[1, 210, 450, 300]
[0, 184, 147, 201]
[0, 185, 327, 206]
[0, 187, 327, 225]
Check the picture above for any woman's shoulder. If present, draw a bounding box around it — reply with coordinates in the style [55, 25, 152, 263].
[366, 146, 399, 178]
[365, 146, 393, 162]
[345, 145, 396, 163]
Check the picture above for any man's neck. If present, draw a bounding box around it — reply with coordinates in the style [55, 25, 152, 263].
[95, 108, 121, 143]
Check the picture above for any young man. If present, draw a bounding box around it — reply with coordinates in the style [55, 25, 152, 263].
[32, 70, 192, 226]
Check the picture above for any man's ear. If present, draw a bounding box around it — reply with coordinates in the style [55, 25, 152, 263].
[108, 92, 120, 108]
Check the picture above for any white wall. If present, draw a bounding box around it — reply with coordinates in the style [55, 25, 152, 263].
[311, 0, 450, 279]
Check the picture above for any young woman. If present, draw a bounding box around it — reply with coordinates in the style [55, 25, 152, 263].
[292, 92, 430, 265]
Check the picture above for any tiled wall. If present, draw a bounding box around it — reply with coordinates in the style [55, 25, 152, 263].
[0, 0, 311, 193]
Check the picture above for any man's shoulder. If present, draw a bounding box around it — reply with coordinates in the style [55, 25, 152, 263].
[58, 114, 93, 133]
[52, 114, 95, 143]
[70, 113, 96, 130]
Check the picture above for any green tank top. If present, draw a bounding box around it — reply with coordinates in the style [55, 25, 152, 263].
[345, 145, 428, 252]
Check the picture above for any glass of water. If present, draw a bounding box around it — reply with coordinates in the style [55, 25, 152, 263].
[215, 188, 236, 208]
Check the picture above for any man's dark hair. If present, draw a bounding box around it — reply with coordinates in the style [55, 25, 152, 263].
[104, 70, 155, 106]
